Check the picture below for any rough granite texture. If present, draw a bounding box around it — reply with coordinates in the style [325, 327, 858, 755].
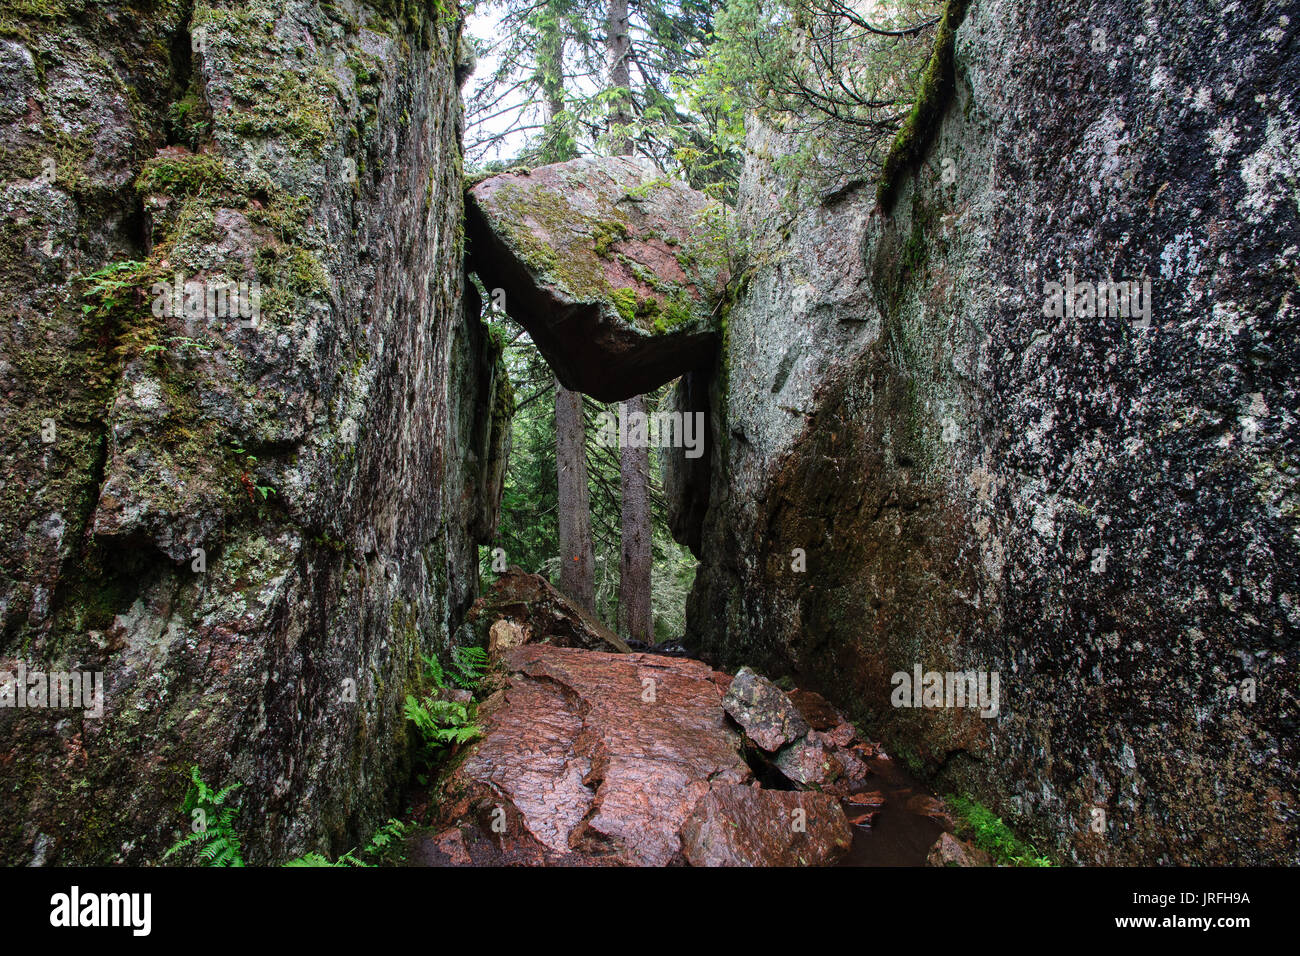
[0, 0, 508, 864]
[466, 155, 727, 401]
[684, 0, 1299, 864]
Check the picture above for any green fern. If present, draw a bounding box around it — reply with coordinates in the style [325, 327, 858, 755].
[421, 646, 488, 690]
[363, 817, 408, 858]
[282, 818, 409, 867]
[163, 766, 245, 867]
[450, 645, 488, 688]
[422, 652, 448, 689]
[404, 695, 482, 750]
[945, 794, 1054, 866]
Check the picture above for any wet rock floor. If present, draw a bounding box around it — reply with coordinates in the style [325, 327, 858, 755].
[399, 570, 968, 867]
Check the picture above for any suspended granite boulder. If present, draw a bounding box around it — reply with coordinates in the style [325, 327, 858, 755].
[466, 156, 729, 401]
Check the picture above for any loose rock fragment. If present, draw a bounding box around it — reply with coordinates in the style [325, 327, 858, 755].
[721, 666, 811, 752]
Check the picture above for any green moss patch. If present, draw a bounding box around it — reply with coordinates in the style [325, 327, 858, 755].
[136, 152, 232, 197]
[484, 177, 719, 335]
[876, 0, 971, 214]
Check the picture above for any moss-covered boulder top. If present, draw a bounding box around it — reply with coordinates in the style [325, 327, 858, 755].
[466, 156, 729, 401]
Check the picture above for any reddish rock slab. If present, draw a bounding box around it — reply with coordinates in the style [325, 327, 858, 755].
[832, 743, 871, 783]
[442, 644, 750, 865]
[466, 157, 727, 401]
[787, 688, 848, 731]
[905, 793, 957, 831]
[408, 818, 620, 867]
[680, 785, 853, 867]
[845, 790, 888, 809]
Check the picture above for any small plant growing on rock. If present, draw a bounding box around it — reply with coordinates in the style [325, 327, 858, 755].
[163, 766, 245, 867]
[403, 696, 482, 751]
[282, 818, 409, 867]
[946, 794, 1052, 867]
[404, 648, 487, 777]
[449, 645, 489, 689]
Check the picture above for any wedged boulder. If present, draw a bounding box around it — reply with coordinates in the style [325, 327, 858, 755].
[468, 567, 631, 653]
[466, 156, 728, 401]
[440, 644, 750, 865]
[680, 785, 852, 867]
[773, 732, 845, 790]
[721, 666, 810, 752]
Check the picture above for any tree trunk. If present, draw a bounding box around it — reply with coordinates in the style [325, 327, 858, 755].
[538, 0, 570, 163]
[556, 380, 596, 610]
[617, 396, 653, 643]
[607, 0, 650, 641]
[541, 10, 594, 610]
[607, 0, 632, 154]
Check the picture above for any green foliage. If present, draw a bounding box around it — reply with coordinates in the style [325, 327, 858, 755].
[489, 315, 560, 578]
[78, 260, 157, 378]
[282, 818, 409, 867]
[403, 648, 485, 768]
[465, 0, 718, 180]
[650, 519, 697, 641]
[418, 645, 488, 692]
[421, 649, 448, 688]
[404, 695, 483, 750]
[166, 90, 212, 151]
[877, 0, 970, 212]
[142, 335, 216, 358]
[946, 794, 1054, 867]
[163, 766, 245, 867]
[450, 645, 489, 688]
[79, 260, 148, 325]
[479, 304, 700, 641]
[679, 0, 943, 203]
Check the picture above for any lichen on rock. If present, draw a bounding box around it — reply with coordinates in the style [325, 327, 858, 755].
[465, 155, 729, 401]
[0, 0, 507, 865]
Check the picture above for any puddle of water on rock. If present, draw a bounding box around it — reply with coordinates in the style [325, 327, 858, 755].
[839, 755, 946, 867]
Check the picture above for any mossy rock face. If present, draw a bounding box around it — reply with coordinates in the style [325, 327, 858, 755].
[0, 0, 501, 866]
[466, 156, 728, 401]
[687, 0, 1300, 869]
